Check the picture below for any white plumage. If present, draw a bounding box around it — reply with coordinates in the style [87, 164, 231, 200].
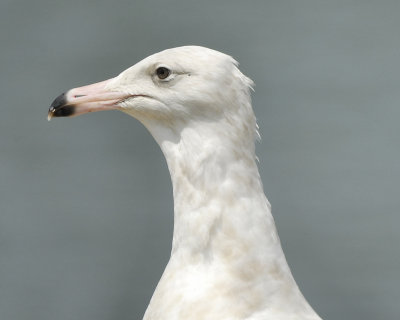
[49, 46, 322, 320]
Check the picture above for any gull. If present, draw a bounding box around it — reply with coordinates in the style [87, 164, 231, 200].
[48, 46, 323, 320]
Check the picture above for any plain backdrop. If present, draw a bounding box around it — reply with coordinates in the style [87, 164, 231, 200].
[0, 1, 399, 319]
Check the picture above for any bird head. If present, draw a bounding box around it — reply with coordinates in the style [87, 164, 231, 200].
[48, 46, 256, 142]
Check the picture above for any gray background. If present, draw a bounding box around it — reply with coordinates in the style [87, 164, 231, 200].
[0, 0, 399, 319]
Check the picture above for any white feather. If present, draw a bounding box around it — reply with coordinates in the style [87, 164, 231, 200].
[104, 46, 321, 319]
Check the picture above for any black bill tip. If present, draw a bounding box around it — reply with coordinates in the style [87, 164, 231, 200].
[48, 92, 76, 121]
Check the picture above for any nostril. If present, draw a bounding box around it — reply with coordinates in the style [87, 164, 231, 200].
[74, 95, 86, 98]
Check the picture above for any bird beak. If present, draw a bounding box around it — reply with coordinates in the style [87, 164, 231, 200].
[47, 78, 131, 121]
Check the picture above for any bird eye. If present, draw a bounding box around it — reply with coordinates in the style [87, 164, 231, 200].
[156, 67, 171, 80]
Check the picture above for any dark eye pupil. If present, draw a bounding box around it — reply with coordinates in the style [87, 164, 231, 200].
[156, 67, 170, 79]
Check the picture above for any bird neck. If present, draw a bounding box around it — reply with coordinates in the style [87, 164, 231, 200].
[152, 118, 282, 264]
[140, 117, 318, 319]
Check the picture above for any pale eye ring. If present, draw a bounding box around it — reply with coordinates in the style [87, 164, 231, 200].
[156, 67, 171, 80]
